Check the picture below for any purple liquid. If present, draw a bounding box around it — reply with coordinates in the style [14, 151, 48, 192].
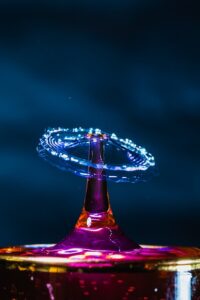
[40, 133, 139, 255]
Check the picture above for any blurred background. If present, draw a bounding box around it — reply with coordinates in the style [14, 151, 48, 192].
[0, 0, 200, 247]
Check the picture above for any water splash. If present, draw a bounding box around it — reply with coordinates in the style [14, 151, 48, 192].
[34, 127, 156, 253]
[37, 127, 155, 183]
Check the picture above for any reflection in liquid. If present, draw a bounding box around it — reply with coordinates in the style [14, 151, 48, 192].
[0, 259, 200, 300]
[175, 270, 192, 300]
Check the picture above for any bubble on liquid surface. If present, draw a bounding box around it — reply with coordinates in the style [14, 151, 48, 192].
[37, 127, 155, 183]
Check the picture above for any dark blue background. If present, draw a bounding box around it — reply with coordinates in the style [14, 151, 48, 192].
[0, 0, 200, 247]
